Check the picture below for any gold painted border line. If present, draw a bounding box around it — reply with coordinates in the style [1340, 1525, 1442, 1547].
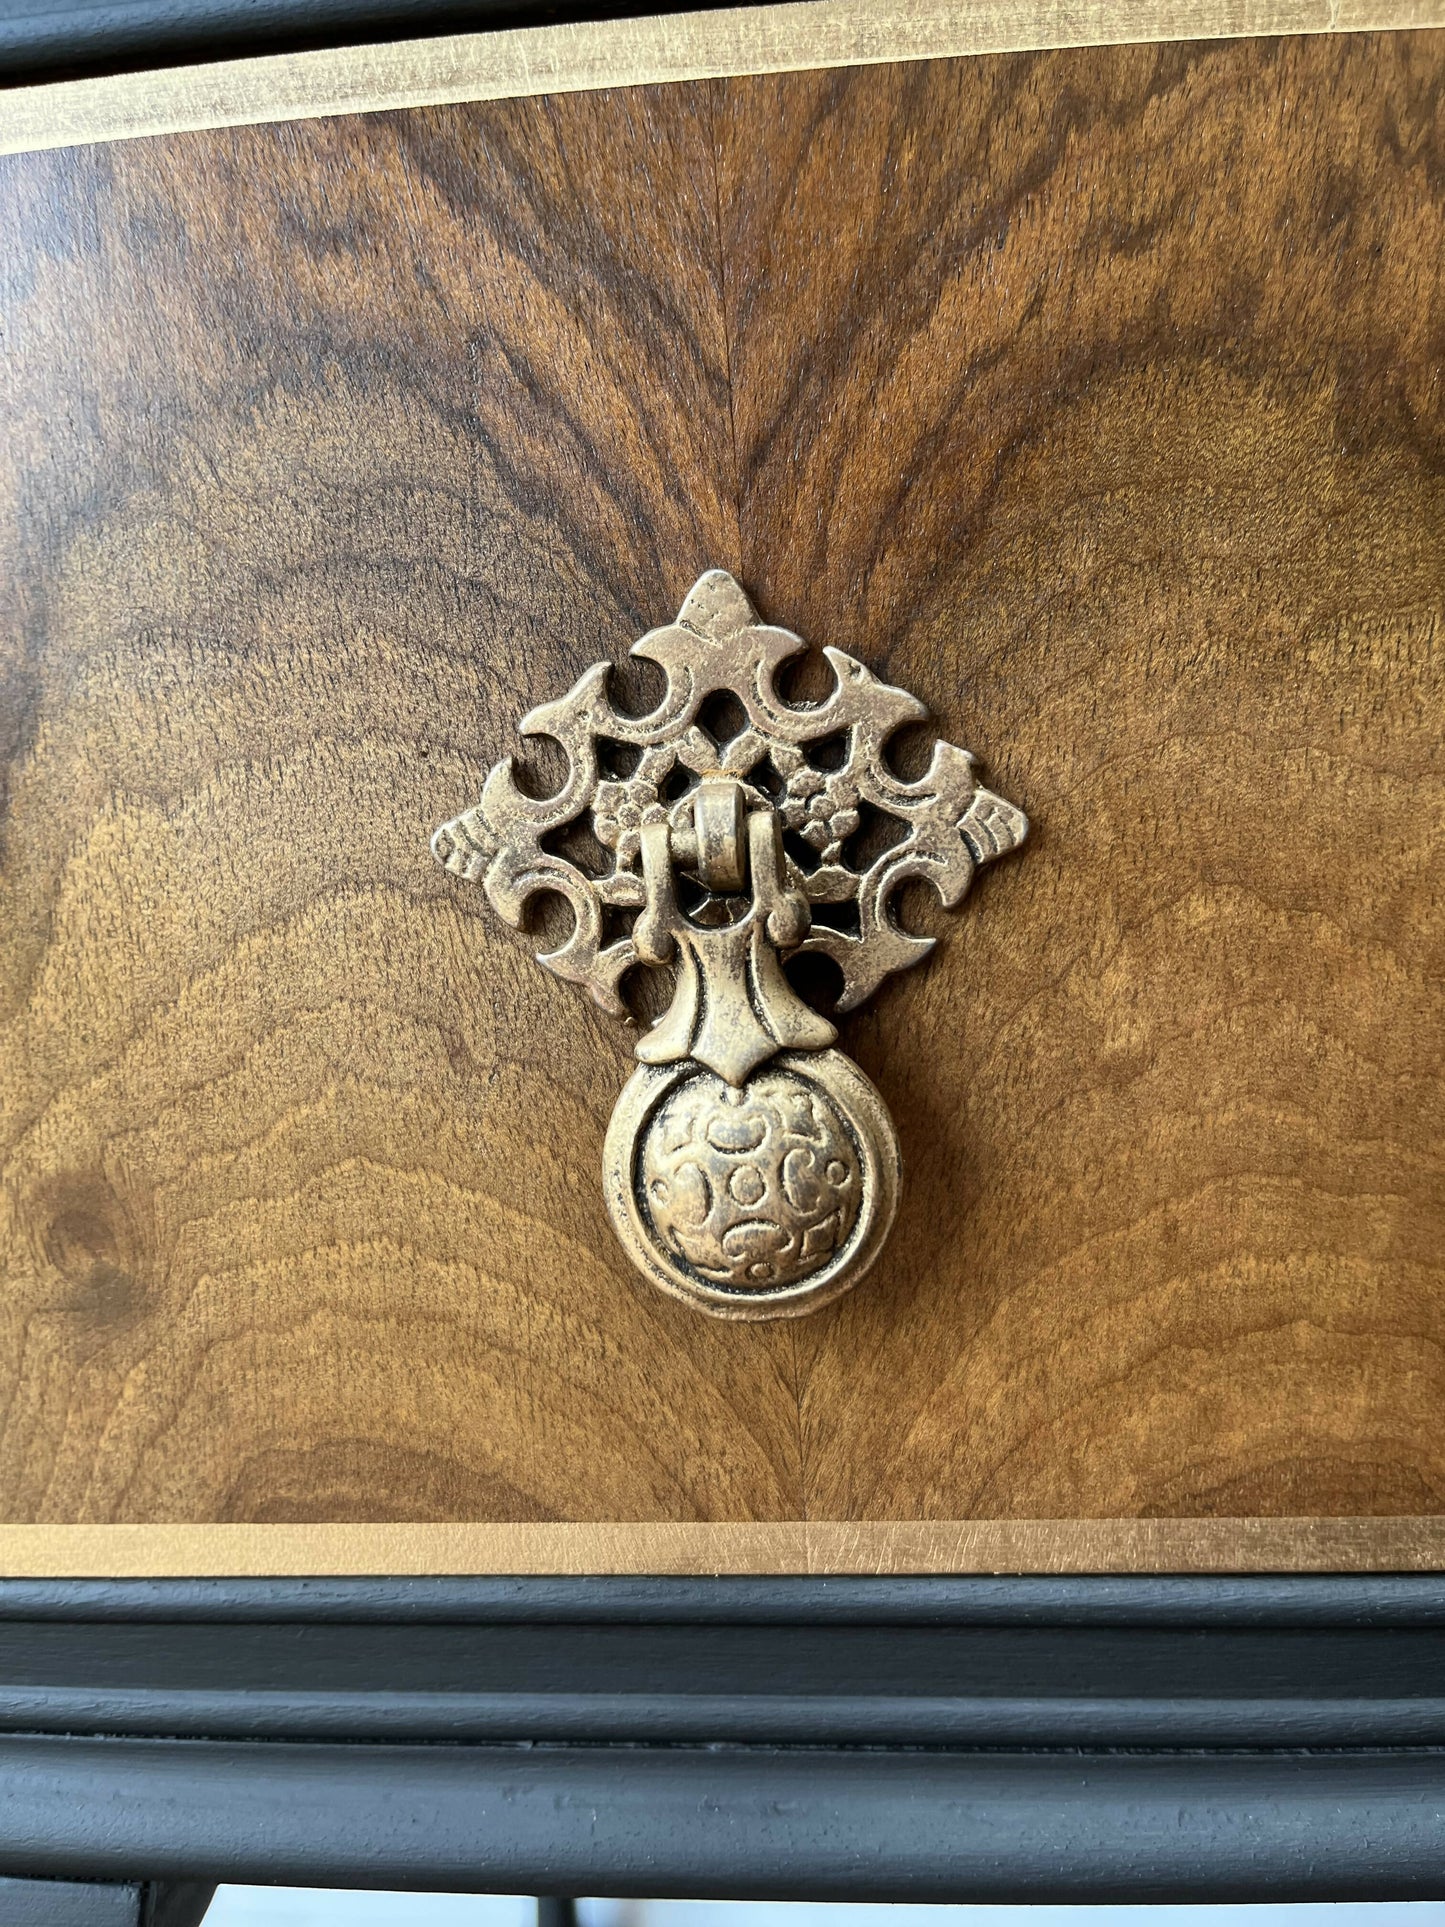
[0, 1518, 1439, 1577]
[4, 0, 1445, 158]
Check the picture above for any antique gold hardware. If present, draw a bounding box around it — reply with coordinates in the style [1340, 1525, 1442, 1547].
[432, 572, 1028, 1319]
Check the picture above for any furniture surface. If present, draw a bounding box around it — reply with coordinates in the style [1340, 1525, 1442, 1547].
[2, 23, 1442, 1567]
[0, 2, 1443, 1908]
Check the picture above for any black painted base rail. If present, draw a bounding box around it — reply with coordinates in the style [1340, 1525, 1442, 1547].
[4, 1737, 1445, 1903]
[0, 1577, 1441, 1902]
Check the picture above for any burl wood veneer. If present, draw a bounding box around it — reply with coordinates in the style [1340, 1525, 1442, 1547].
[0, 32, 1441, 1543]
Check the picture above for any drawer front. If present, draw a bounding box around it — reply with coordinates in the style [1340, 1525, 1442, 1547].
[0, 10, 1441, 1571]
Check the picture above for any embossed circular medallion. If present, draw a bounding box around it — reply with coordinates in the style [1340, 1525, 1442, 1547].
[604, 1048, 901, 1319]
[639, 1065, 863, 1292]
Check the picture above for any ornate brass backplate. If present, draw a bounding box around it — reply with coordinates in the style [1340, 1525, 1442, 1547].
[432, 572, 1027, 1319]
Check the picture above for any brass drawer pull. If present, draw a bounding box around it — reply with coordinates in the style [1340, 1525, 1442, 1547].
[432, 572, 1027, 1319]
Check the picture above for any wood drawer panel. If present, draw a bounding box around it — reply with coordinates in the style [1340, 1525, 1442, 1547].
[0, 28, 1441, 1556]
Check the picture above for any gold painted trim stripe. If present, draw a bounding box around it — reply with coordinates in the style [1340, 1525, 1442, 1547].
[0, 1518, 1439, 1577]
[3, 0, 1445, 158]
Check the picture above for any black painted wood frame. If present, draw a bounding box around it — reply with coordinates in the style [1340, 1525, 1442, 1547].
[0, 1575, 1439, 1905]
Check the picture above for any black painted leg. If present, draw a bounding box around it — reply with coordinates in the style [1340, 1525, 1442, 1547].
[142, 1883, 216, 1927]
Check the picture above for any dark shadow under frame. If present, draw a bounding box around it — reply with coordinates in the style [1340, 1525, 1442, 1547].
[0, 1574, 1440, 1906]
[0, 0, 756, 85]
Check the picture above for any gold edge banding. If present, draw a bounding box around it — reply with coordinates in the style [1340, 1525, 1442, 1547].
[3, 0, 1444, 158]
[0, 1518, 1439, 1577]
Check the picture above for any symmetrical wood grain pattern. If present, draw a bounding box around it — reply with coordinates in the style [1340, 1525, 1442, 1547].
[0, 33, 1441, 1546]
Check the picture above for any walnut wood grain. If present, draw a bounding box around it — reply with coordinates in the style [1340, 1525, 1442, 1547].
[718, 34, 1445, 1522]
[0, 91, 792, 1527]
[0, 34, 1441, 1544]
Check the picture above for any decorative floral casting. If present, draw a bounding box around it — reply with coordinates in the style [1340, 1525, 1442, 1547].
[432, 571, 1027, 1018]
[593, 750, 672, 862]
[775, 750, 864, 864]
